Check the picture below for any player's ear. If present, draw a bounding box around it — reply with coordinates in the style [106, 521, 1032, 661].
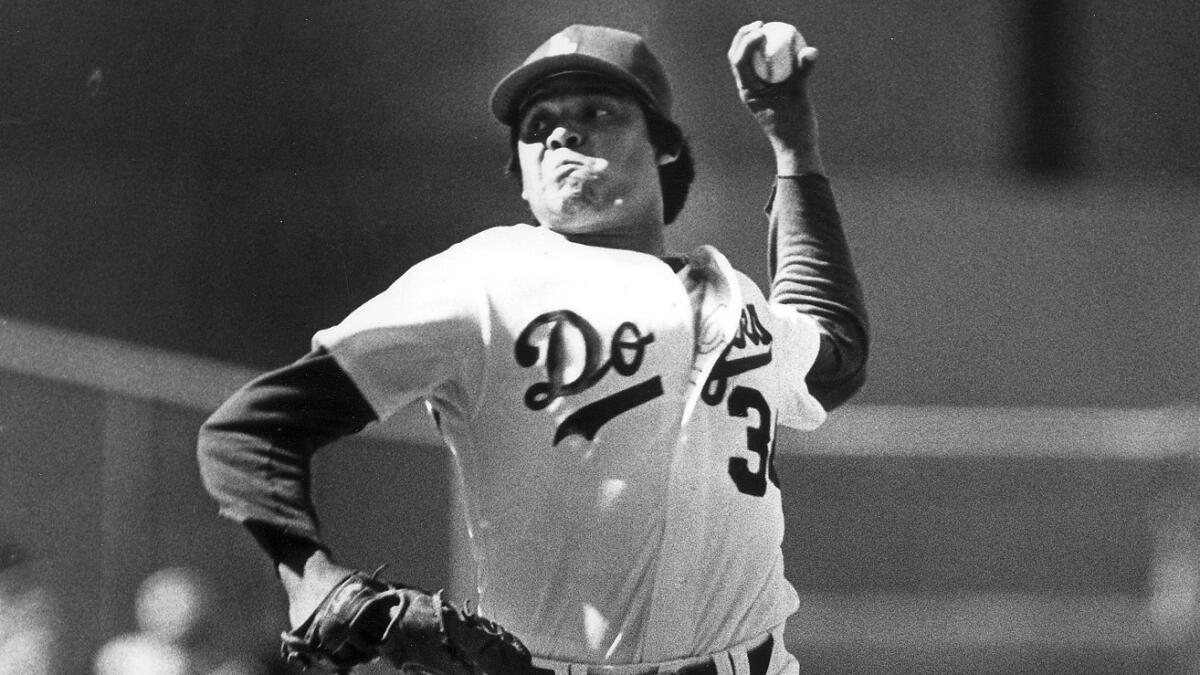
[647, 111, 684, 167]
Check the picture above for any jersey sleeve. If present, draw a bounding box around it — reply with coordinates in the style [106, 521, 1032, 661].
[198, 244, 488, 553]
[197, 348, 376, 549]
[764, 301, 828, 431]
[312, 248, 488, 422]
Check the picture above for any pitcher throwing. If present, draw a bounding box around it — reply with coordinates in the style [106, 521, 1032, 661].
[198, 20, 868, 675]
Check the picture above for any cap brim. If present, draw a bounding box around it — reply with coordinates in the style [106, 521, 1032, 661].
[489, 54, 659, 126]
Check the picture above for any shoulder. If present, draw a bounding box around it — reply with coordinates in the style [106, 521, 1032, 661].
[383, 224, 542, 282]
[402, 225, 568, 275]
[446, 223, 559, 254]
[356, 224, 569, 310]
[684, 244, 766, 302]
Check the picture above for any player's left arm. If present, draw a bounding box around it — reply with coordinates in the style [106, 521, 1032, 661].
[197, 347, 373, 624]
[729, 21, 869, 411]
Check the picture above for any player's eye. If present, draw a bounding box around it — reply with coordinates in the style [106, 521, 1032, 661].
[520, 117, 550, 142]
[582, 101, 617, 122]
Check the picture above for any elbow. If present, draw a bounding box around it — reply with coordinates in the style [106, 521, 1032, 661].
[195, 407, 228, 498]
[808, 362, 867, 411]
[196, 406, 225, 459]
[195, 397, 250, 501]
[806, 320, 869, 411]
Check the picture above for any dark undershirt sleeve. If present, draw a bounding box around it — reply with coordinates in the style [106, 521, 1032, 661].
[196, 347, 377, 560]
[767, 174, 869, 411]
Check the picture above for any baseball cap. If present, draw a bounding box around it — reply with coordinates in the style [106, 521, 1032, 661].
[490, 25, 673, 126]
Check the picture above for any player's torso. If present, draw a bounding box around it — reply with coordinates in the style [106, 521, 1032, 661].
[432, 226, 799, 662]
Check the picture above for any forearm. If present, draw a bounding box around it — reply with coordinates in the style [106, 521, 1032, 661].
[246, 523, 350, 626]
[767, 175, 869, 410]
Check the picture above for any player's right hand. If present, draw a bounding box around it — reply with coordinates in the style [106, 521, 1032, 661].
[728, 21, 818, 101]
[727, 20, 822, 167]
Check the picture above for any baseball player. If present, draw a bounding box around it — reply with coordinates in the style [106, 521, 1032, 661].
[198, 21, 867, 675]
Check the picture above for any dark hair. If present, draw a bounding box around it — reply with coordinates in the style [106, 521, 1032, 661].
[648, 113, 694, 225]
[505, 107, 695, 225]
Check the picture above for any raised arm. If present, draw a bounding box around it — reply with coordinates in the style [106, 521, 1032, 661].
[729, 21, 869, 410]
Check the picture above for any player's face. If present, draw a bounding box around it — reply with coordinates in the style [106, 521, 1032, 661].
[515, 79, 664, 235]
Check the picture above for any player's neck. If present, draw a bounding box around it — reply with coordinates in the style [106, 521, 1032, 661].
[558, 222, 666, 256]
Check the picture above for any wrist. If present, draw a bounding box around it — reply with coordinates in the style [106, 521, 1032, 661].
[278, 548, 336, 592]
[280, 549, 352, 628]
[773, 145, 825, 176]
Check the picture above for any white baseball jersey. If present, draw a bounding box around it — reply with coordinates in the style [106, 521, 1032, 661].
[312, 223, 826, 664]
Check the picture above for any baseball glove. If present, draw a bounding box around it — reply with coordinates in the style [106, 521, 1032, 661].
[280, 569, 534, 675]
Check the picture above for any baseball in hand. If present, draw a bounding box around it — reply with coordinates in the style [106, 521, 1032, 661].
[752, 22, 805, 83]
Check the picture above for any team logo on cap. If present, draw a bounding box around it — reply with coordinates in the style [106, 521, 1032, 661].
[543, 34, 579, 56]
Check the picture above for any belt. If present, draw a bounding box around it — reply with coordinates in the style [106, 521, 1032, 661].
[531, 634, 773, 675]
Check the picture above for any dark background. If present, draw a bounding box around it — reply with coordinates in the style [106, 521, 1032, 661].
[2, 0, 1196, 406]
[2, 1, 1198, 673]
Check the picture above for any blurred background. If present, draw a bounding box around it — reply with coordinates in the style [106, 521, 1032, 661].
[1, 0, 1197, 672]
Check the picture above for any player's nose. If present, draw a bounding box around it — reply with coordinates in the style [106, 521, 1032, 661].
[546, 125, 583, 151]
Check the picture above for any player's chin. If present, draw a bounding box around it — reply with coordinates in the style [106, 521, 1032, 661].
[543, 206, 617, 235]
[545, 213, 595, 234]
[542, 191, 598, 223]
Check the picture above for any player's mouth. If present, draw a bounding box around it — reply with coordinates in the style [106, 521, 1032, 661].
[548, 155, 607, 183]
[552, 162, 588, 182]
